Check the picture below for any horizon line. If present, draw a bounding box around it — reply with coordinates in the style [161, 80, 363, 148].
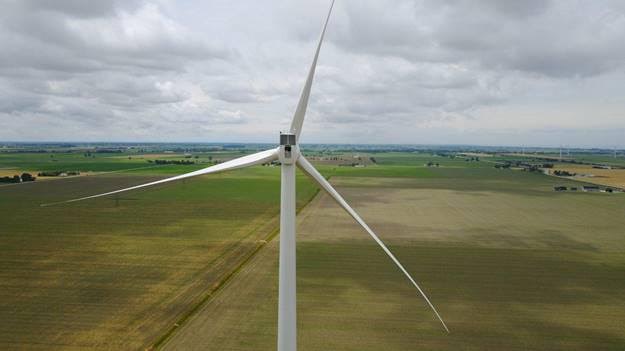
[1, 140, 623, 151]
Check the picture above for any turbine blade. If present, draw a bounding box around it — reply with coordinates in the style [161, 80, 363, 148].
[42, 148, 279, 206]
[297, 156, 449, 333]
[289, 0, 335, 139]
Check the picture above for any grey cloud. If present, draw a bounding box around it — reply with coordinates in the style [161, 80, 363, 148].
[0, 0, 238, 142]
[203, 78, 288, 104]
[1, 1, 230, 74]
[1, 0, 625, 147]
[434, 0, 552, 19]
[331, 0, 625, 79]
[20, 0, 128, 19]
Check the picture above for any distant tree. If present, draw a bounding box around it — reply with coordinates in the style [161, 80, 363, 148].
[20, 173, 35, 182]
[554, 170, 575, 176]
[0, 176, 21, 183]
[153, 159, 195, 165]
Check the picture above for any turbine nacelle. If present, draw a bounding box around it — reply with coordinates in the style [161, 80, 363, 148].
[279, 132, 299, 165]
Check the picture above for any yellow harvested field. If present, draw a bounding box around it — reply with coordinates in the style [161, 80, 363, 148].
[553, 166, 625, 189]
[0, 169, 22, 177]
[0, 169, 54, 182]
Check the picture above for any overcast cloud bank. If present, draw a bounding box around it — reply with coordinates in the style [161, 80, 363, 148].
[1, 0, 624, 147]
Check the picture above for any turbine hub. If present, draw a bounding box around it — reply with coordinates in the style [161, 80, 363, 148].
[279, 132, 298, 165]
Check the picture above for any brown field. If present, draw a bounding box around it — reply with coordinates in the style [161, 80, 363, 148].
[552, 165, 625, 189]
[163, 175, 625, 350]
[163, 237, 280, 350]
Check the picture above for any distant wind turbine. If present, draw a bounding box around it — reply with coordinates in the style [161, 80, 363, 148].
[43, 1, 448, 349]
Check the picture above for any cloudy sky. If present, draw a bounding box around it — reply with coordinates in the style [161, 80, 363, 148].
[1, 0, 624, 147]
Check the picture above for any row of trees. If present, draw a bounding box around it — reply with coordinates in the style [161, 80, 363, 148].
[0, 173, 36, 183]
[554, 170, 576, 176]
[38, 171, 80, 177]
[495, 160, 553, 171]
[148, 159, 196, 165]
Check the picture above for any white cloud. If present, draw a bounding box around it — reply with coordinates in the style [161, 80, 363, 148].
[1, 0, 625, 147]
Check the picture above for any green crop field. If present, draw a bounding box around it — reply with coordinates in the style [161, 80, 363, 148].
[497, 152, 625, 168]
[553, 153, 625, 167]
[165, 154, 625, 351]
[0, 150, 257, 176]
[3, 149, 625, 350]
[0, 154, 317, 350]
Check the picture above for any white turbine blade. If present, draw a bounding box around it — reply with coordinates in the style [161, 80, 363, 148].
[42, 148, 279, 206]
[289, 0, 335, 139]
[297, 156, 449, 333]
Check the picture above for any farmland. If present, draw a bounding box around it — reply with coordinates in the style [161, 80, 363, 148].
[165, 153, 625, 350]
[2, 148, 625, 350]
[551, 165, 625, 189]
[0, 150, 317, 349]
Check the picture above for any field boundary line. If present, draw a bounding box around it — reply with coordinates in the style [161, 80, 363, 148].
[0, 164, 171, 188]
[151, 186, 321, 350]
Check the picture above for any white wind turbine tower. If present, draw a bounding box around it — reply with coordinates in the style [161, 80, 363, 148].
[44, 1, 448, 349]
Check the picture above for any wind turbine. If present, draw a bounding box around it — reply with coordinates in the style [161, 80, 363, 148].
[44, 1, 448, 349]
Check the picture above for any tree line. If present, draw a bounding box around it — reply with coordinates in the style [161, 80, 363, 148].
[148, 159, 196, 165]
[0, 173, 36, 183]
